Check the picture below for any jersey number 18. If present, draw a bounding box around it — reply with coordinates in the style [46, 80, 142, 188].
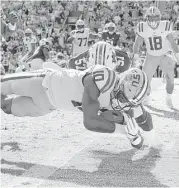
[148, 36, 162, 51]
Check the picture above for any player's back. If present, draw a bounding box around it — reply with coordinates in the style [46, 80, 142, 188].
[42, 68, 86, 110]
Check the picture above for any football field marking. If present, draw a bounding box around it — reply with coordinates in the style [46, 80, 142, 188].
[5, 137, 98, 187]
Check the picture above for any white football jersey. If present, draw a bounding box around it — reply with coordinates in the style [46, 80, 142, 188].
[42, 69, 85, 110]
[23, 36, 37, 52]
[42, 65, 117, 110]
[136, 21, 173, 56]
[89, 65, 117, 108]
[71, 28, 90, 56]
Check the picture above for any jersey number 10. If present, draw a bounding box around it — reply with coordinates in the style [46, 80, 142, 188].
[148, 36, 162, 51]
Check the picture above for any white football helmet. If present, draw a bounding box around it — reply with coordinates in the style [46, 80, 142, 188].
[111, 68, 149, 111]
[24, 28, 33, 38]
[76, 19, 85, 32]
[88, 41, 116, 68]
[145, 6, 161, 29]
[107, 22, 116, 34]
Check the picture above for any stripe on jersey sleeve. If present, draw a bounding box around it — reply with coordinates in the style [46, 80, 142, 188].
[95, 43, 99, 65]
[165, 21, 168, 31]
[141, 23, 144, 32]
[98, 43, 104, 65]
[101, 69, 116, 94]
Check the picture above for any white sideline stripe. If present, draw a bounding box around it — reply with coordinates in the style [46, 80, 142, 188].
[6, 138, 98, 187]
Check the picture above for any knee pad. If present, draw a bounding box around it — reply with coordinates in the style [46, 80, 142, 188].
[135, 109, 153, 131]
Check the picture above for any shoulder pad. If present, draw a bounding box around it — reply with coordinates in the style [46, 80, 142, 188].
[91, 65, 117, 94]
[163, 20, 173, 32]
[136, 22, 144, 35]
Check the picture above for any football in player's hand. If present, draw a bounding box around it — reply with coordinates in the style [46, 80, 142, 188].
[100, 110, 124, 124]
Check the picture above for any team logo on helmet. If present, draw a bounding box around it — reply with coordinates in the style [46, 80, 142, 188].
[145, 6, 161, 29]
[76, 19, 85, 32]
[111, 68, 149, 111]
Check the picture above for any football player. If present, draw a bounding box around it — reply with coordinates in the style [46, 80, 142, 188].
[102, 22, 120, 47]
[133, 6, 179, 95]
[22, 29, 37, 62]
[69, 41, 131, 73]
[67, 19, 99, 57]
[1, 65, 153, 149]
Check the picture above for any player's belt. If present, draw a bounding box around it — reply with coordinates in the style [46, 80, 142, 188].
[1, 70, 51, 82]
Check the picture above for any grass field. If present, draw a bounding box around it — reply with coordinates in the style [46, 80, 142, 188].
[1, 78, 179, 188]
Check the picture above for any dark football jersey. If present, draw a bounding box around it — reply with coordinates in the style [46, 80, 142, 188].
[102, 32, 120, 46]
[114, 49, 131, 73]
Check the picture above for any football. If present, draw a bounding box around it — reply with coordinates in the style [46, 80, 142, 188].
[100, 110, 124, 124]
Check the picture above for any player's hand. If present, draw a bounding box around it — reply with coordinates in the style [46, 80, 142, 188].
[100, 110, 124, 124]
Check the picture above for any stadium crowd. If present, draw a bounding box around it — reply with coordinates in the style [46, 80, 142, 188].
[1, 0, 179, 74]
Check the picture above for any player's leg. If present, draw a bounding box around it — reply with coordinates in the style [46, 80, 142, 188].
[1, 72, 55, 116]
[160, 54, 175, 94]
[142, 54, 160, 83]
[1, 96, 53, 117]
[30, 58, 44, 71]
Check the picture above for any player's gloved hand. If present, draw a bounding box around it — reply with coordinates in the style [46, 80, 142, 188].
[123, 112, 144, 149]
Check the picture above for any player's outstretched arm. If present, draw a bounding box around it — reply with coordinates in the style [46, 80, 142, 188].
[82, 75, 116, 133]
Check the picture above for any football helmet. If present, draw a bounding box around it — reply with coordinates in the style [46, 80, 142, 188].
[88, 41, 116, 68]
[107, 22, 116, 34]
[76, 19, 85, 32]
[111, 68, 149, 111]
[145, 6, 161, 29]
[39, 38, 51, 50]
[24, 28, 33, 38]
